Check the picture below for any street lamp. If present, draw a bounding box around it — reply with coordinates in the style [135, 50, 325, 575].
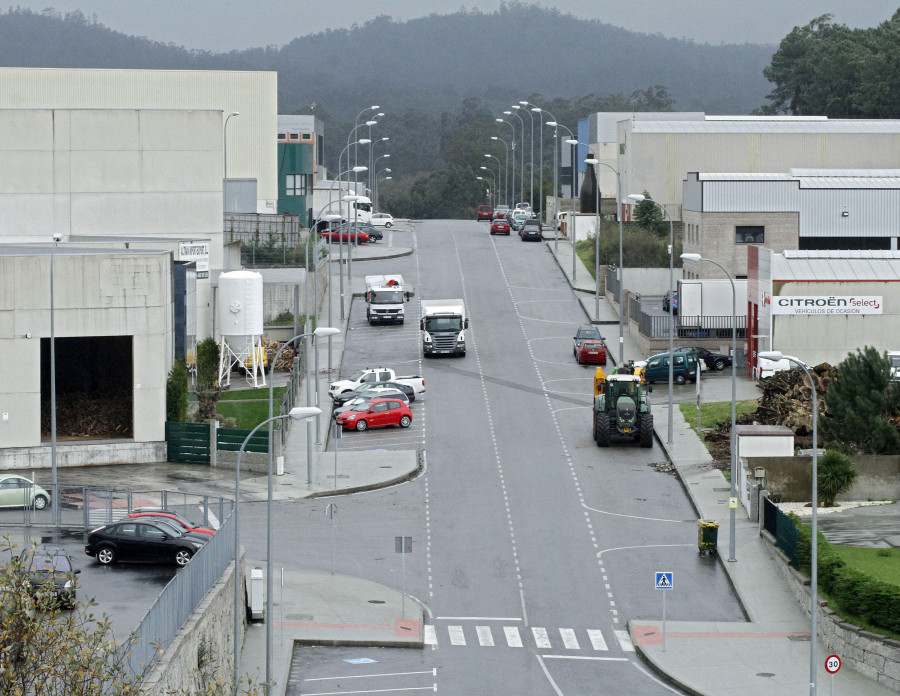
[223, 111, 240, 180]
[628, 193, 674, 444]
[504, 109, 526, 203]
[759, 352, 818, 696]
[233, 406, 321, 696]
[375, 166, 391, 212]
[583, 157, 601, 326]
[479, 167, 496, 208]
[529, 106, 544, 220]
[475, 176, 492, 205]
[564, 137, 586, 285]
[490, 136, 509, 206]
[350, 105, 380, 172]
[513, 104, 534, 209]
[494, 121, 517, 205]
[682, 253, 738, 564]
[484, 154, 503, 207]
[49, 233, 62, 527]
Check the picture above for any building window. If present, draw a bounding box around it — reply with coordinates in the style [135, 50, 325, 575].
[277, 133, 286, 140]
[302, 133, 311, 140]
[289, 133, 300, 140]
[317, 135, 324, 165]
[736, 226, 764, 244]
[286, 174, 309, 196]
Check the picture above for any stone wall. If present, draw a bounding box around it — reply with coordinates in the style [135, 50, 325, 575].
[751, 455, 900, 502]
[761, 530, 900, 691]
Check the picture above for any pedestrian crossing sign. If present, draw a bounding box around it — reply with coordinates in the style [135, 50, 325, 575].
[655, 571, 673, 590]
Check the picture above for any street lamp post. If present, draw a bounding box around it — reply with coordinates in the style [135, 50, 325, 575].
[628, 194, 674, 444]
[514, 103, 535, 208]
[484, 154, 503, 207]
[373, 153, 390, 209]
[682, 253, 738, 564]
[496, 117, 518, 206]
[584, 157, 601, 323]
[223, 111, 240, 211]
[490, 136, 509, 206]
[530, 106, 544, 220]
[233, 406, 321, 696]
[759, 352, 818, 696]
[479, 167, 496, 208]
[475, 176, 492, 206]
[350, 105, 379, 172]
[49, 234, 61, 527]
[504, 109, 526, 203]
[375, 168, 392, 211]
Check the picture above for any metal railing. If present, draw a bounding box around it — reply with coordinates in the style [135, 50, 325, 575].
[606, 266, 620, 305]
[762, 496, 799, 568]
[637, 312, 747, 340]
[224, 213, 308, 267]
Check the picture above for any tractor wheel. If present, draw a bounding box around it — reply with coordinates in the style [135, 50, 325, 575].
[639, 414, 654, 448]
[594, 412, 610, 447]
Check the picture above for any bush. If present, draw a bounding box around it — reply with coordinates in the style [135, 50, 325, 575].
[816, 449, 857, 507]
[166, 360, 189, 422]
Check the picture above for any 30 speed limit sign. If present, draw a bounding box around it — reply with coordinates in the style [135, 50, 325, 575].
[825, 654, 841, 674]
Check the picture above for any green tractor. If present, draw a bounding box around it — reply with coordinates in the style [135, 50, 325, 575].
[592, 373, 654, 447]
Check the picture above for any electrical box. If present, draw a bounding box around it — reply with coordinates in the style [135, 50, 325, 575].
[249, 567, 264, 622]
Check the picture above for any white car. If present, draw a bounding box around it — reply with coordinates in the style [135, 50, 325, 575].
[371, 213, 394, 228]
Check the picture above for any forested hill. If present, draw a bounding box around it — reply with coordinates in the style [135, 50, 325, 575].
[0, 4, 773, 116]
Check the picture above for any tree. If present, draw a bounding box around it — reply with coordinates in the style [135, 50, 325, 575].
[821, 346, 900, 455]
[631, 190, 666, 236]
[166, 360, 189, 422]
[815, 450, 858, 507]
[194, 337, 223, 422]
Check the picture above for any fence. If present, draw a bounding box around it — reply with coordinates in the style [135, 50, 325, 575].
[637, 311, 747, 340]
[166, 421, 210, 463]
[762, 496, 799, 568]
[606, 266, 620, 303]
[223, 213, 309, 266]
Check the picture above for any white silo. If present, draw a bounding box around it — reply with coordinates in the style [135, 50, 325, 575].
[217, 270, 267, 387]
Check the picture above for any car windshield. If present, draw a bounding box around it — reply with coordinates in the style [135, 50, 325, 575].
[371, 290, 404, 304]
[577, 328, 601, 340]
[424, 316, 463, 332]
[25, 550, 71, 573]
[352, 401, 376, 412]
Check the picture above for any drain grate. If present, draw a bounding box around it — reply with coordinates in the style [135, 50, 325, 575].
[788, 635, 811, 642]
[713, 487, 731, 492]
[756, 673, 775, 678]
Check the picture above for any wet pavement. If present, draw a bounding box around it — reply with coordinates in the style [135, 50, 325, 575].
[815, 502, 900, 547]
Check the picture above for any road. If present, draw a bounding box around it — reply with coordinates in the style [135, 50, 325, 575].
[244, 219, 746, 695]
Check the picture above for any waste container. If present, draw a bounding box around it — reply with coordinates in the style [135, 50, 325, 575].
[698, 519, 719, 556]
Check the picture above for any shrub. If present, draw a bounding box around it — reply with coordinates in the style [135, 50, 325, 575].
[816, 450, 857, 507]
[166, 360, 189, 422]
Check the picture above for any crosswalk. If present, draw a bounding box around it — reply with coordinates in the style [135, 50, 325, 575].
[423, 624, 635, 653]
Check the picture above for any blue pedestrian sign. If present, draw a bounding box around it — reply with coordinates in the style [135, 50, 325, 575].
[655, 571, 674, 590]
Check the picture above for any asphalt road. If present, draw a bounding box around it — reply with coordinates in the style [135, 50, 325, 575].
[262, 219, 746, 696]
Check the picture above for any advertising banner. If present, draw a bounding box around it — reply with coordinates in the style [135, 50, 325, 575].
[772, 296, 882, 315]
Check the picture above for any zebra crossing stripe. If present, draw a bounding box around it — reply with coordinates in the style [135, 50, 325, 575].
[614, 630, 635, 652]
[559, 628, 580, 650]
[532, 627, 552, 649]
[587, 629, 608, 651]
[448, 626, 466, 646]
[424, 625, 437, 645]
[476, 626, 494, 646]
[504, 626, 523, 647]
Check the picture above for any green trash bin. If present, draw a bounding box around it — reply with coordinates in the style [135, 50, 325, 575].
[698, 519, 719, 556]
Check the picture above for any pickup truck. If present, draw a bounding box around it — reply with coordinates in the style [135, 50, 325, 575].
[329, 367, 426, 398]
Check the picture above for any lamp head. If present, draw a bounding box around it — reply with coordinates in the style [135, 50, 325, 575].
[385, 176, 392, 180]
[584, 158, 599, 165]
[480, 166, 488, 170]
[758, 351, 784, 362]
[369, 105, 380, 110]
[381, 136, 390, 141]
[531, 107, 541, 112]
[564, 138, 578, 145]
[511, 105, 521, 110]
[313, 327, 341, 338]
[352, 165, 368, 172]
[490, 136, 498, 140]
[476, 176, 484, 180]
[383, 154, 390, 158]
[496, 118, 504, 123]
[680, 253, 702, 262]
[627, 193, 646, 203]
[503, 110, 512, 115]
[342, 194, 361, 202]
[484, 154, 491, 158]
[384, 168, 391, 172]
[52, 232, 63, 242]
[289, 406, 322, 421]
[365, 120, 377, 126]
[546, 121, 558, 127]
[518, 101, 528, 105]
[357, 138, 372, 145]
[325, 214, 342, 222]
[229, 111, 240, 117]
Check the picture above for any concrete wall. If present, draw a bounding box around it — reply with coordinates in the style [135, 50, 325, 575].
[750, 455, 900, 502]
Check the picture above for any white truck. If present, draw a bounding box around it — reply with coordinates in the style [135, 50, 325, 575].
[329, 367, 426, 398]
[677, 278, 748, 331]
[420, 299, 468, 357]
[365, 275, 410, 325]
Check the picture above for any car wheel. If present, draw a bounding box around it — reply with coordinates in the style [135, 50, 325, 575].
[174, 549, 193, 567]
[355, 420, 368, 431]
[399, 415, 411, 428]
[385, 222, 392, 228]
[675, 374, 687, 385]
[32, 494, 48, 510]
[714, 358, 726, 371]
[97, 546, 117, 565]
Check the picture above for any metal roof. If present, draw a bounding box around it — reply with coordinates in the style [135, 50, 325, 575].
[694, 170, 900, 188]
[631, 119, 900, 134]
[773, 250, 900, 282]
[0, 244, 167, 257]
[211, 268, 307, 286]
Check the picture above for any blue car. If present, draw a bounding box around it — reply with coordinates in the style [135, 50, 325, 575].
[663, 290, 678, 315]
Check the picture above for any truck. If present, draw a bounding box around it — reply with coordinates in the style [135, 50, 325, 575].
[677, 278, 748, 333]
[365, 275, 410, 325]
[329, 367, 426, 398]
[420, 299, 468, 357]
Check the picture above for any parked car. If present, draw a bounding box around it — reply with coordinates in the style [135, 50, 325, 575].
[477, 205, 493, 221]
[333, 389, 409, 417]
[18, 545, 80, 610]
[672, 346, 732, 371]
[511, 211, 530, 231]
[493, 205, 510, 220]
[0, 474, 50, 510]
[338, 222, 381, 243]
[643, 351, 699, 385]
[128, 508, 216, 535]
[335, 397, 413, 431]
[332, 380, 416, 405]
[85, 518, 205, 567]
[576, 339, 607, 365]
[370, 212, 394, 228]
[321, 227, 369, 244]
[663, 290, 678, 314]
[519, 219, 543, 241]
[573, 325, 605, 355]
[490, 219, 511, 235]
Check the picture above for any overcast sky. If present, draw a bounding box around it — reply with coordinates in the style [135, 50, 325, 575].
[14, 1, 900, 51]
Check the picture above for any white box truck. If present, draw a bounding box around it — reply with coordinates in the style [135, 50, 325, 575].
[365, 275, 410, 324]
[677, 278, 747, 330]
[420, 299, 468, 357]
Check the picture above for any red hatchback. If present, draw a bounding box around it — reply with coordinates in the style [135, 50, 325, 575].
[335, 397, 413, 432]
[576, 340, 607, 365]
[128, 509, 216, 535]
[477, 205, 494, 221]
[321, 228, 370, 244]
[490, 219, 511, 235]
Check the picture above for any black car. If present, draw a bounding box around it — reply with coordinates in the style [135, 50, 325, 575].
[18, 545, 81, 609]
[332, 380, 416, 405]
[339, 222, 382, 242]
[663, 290, 678, 314]
[519, 219, 543, 241]
[85, 518, 205, 567]
[673, 345, 732, 371]
[573, 325, 605, 355]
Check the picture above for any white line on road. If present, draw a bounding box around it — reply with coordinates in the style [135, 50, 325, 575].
[476, 626, 494, 646]
[541, 656, 629, 662]
[587, 629, 608, 651]
[448, 625, 466, 645]
[423, 625, 437, 645]
[435, 616, 522, 621]
[559, 628, 580, 650]
[504, 626, 523, 647]
[305, 670, 436, 682]
[615, 630, 635, 652]
[532, 627, 551, 649]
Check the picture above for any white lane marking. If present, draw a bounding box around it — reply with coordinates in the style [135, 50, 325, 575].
[630, 659, 685, 693]
[306, 669, 436, 682]
[541, 656, 629, 662]
[583, 503, 692, 524]
[423, 625, 437, 646]
[302, 688, 433, 695]
[597, 543, 695, 559]
[559, 628, 580, 650]
[436, 616, 522, 621]
[504, 626, 523, 647]
[204, 509, 221, 529]
[615, 630, 635, 652]
[476, 626, 494, 646]
[535, 655, 566, 696]
[588, 629, 609, 651]
[448, 625, 465, 645]
[532, 627, 552, 649]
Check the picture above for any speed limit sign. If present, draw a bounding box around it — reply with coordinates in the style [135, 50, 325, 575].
[825, 654, 841, 674]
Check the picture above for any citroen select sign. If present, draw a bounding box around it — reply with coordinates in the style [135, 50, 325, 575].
[773, 296, 883, 315]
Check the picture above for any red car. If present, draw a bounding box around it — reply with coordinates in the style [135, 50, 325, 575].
[576, 340, 607, 365]
[335, 397, 413, 432]
[321, 228, 370, 244]
[128, 509, 216, 535]
[490, 219, 511, 235]
[477, 205, 493, 221]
